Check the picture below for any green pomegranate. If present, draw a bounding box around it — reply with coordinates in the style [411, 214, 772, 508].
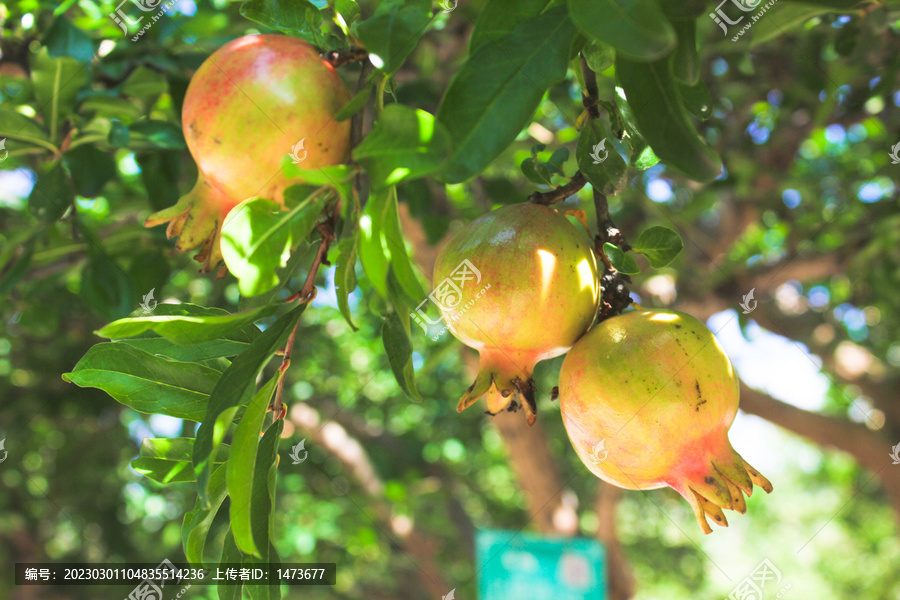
[559, 307, 772, 534]
[432, 203, 600, 425]
[145, 34, 351, 272]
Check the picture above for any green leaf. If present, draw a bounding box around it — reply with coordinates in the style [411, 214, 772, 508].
[520, 157, 553, 185]
[43, 17, 94, 63]
[109, 120, 130, 147]
[577, 119, 627, 196]
[671, 18, 698, 86]
[62, 343, 220, 422]
[120, 337, 250, 363]
[333, 233, 359, 331]
[79, 250, 135, 320]
[121, 67, 169, 98]
[31, 49, 87, 131]
[221, 195, 326, 297]
[335, 85, 372, 121]
[749, 4, 838, 44]
[603, 242, 640, 274]
[217, 530, 244, 600]
[193, 305, 306, 506]
[137, 152, 182, 211]
[632, 225, 683, 267]
[96, 303, 274, 345]
[240, 0, 320, 35]
[568, 0, 676, 61]
[631, 138, 660, 170]
[616, 54, 722, 182]
[129, 120, 186, 149]
[227, 374, 282, 557]
[244, 543, 282, 600]
[64, 144, 116, 198]
[28, 161, 73, 223]
[468, 0, 552, 53]
[546, 147, 569, 175]
[658, 0, 707, 19]
[132, 438, 231, 484]
[382, 309, 423, 401]
[79, 96, 144, 121]
[183, 463, 228, 566]
[437, 6, 577, 183]
[359, 187, 425, 303]
[0, 109, 50, 148]
[280, 164, 355, 203]
[582, 39, 615, 73]
[676, 78, 713, 121]
[249, 419, 283, 567]
[353, 104, 451, 190]
[356, 0, 431, 75]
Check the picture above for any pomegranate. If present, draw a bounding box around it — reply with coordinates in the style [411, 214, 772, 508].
[145, 34, 351, 272]
[432, 203, 600, 425]
[559, 307, 772, 534]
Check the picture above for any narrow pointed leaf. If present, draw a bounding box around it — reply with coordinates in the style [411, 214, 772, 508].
[62, 343, 220, 422]
[182, 463, 228, 566]
[96, 303, 272, 344]
[568, 0, 676, 61]
[227, 374, 283, 557]
[193, 305, 305, 506]
[132, 438, 231, 484]
[437, 6, 576, 183]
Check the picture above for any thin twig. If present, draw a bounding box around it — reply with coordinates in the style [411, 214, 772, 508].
[271, 200, 341, 419]
[528, 171, 588, 205]
[578, 54, 633, 322]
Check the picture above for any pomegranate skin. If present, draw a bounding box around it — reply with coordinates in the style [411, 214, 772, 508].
[559, 308, 772, 534]
[433, 203, 600, 424]
[145, 34, 351, 272]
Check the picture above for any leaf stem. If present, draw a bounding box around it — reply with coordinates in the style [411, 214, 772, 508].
[375, 75, 386, 117]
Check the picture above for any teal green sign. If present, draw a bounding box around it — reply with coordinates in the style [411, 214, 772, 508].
[475, 528, 606, 599]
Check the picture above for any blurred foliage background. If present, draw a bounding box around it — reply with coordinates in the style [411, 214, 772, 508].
[2, 0, 900, 599]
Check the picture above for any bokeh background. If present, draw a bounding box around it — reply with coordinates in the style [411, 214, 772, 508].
[1, 1, 900, 599]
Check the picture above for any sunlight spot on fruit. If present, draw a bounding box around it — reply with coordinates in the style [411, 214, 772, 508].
[575, 258, 595, 294]
[609, 326, 626, 343]
[650, 312, 679, 323]
[537, 249, 556, 303]
[369, 54, 385, 69]
[230, 35, 263, 51]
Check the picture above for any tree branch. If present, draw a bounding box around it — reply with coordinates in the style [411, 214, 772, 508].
[594, 483, 636, 600]
[738, 382, 900, 516]
[289, 402, 453, 598]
